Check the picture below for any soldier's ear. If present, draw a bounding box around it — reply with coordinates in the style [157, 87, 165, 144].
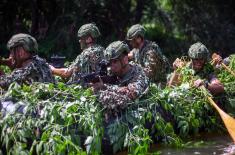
[19, 47, 31, 58]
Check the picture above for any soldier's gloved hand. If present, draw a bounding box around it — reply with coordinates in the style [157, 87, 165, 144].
[193, 79, 204, 88]
[173, 58, 184, 70]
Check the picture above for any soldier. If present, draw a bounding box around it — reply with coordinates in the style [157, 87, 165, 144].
[91, 41, 149, 115]
[171, 42, 224, 95]
[126, 24, 170, 85]
[0, 33, 55, 89]
[50, 23, 104, 82]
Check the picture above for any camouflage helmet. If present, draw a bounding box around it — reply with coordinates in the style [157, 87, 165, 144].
[7, 33, 38, 53]
[126, 24, 145, 40]
[188, 42, 209, 60]
[77, 23, 101, 38]
[104, 41, 130, 61]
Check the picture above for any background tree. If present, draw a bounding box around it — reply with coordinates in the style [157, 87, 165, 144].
[0, 0, 234, 61]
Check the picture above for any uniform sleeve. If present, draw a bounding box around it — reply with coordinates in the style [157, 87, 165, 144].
[0, 65, 33, 89]
[68, 54, 82, 71]
[98, 72, 148, 111]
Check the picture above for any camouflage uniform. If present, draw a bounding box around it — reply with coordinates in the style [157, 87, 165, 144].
[127, 24, 170, 83]
[130, 40, 170, 83]
[97, 41, 149, 113]
[0, 55, 55, 88]
[98, 63, 148, 112]
[68, 44, 104, 82]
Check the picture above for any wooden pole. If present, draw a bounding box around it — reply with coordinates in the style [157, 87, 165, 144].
[201, 86, 235, 143]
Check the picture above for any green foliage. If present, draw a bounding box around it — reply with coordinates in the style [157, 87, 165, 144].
[0, 80, 223, 154]
[0, 65, 11, 75]
[217, 55, 235, 83]
[143, 22, 186, 60]
[38, 36, 57, 58]
[217, 55, 235, 115]
[159, 0, 172, 12]
[1, 57, 235, 154]
[0, 83, 100, 154]
[1, 0, 235, 59]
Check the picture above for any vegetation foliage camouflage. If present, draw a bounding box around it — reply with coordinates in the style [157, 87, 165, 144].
[0, 56, 235, 154]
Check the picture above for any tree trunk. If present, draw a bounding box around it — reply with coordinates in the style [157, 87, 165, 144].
[134, 0, 145, 23]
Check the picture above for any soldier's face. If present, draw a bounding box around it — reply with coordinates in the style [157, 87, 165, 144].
[192, 59, 205, 71]
[129, 37, 143, 49]
[129, 37, 139, 48]
[110, 56, 129, 76]
[110, 59, 122, 75]
[79, 35, 93, 50]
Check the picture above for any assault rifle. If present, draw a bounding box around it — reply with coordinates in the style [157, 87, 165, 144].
[50, 55, 66, 68]
[67, 60, 118, 86]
